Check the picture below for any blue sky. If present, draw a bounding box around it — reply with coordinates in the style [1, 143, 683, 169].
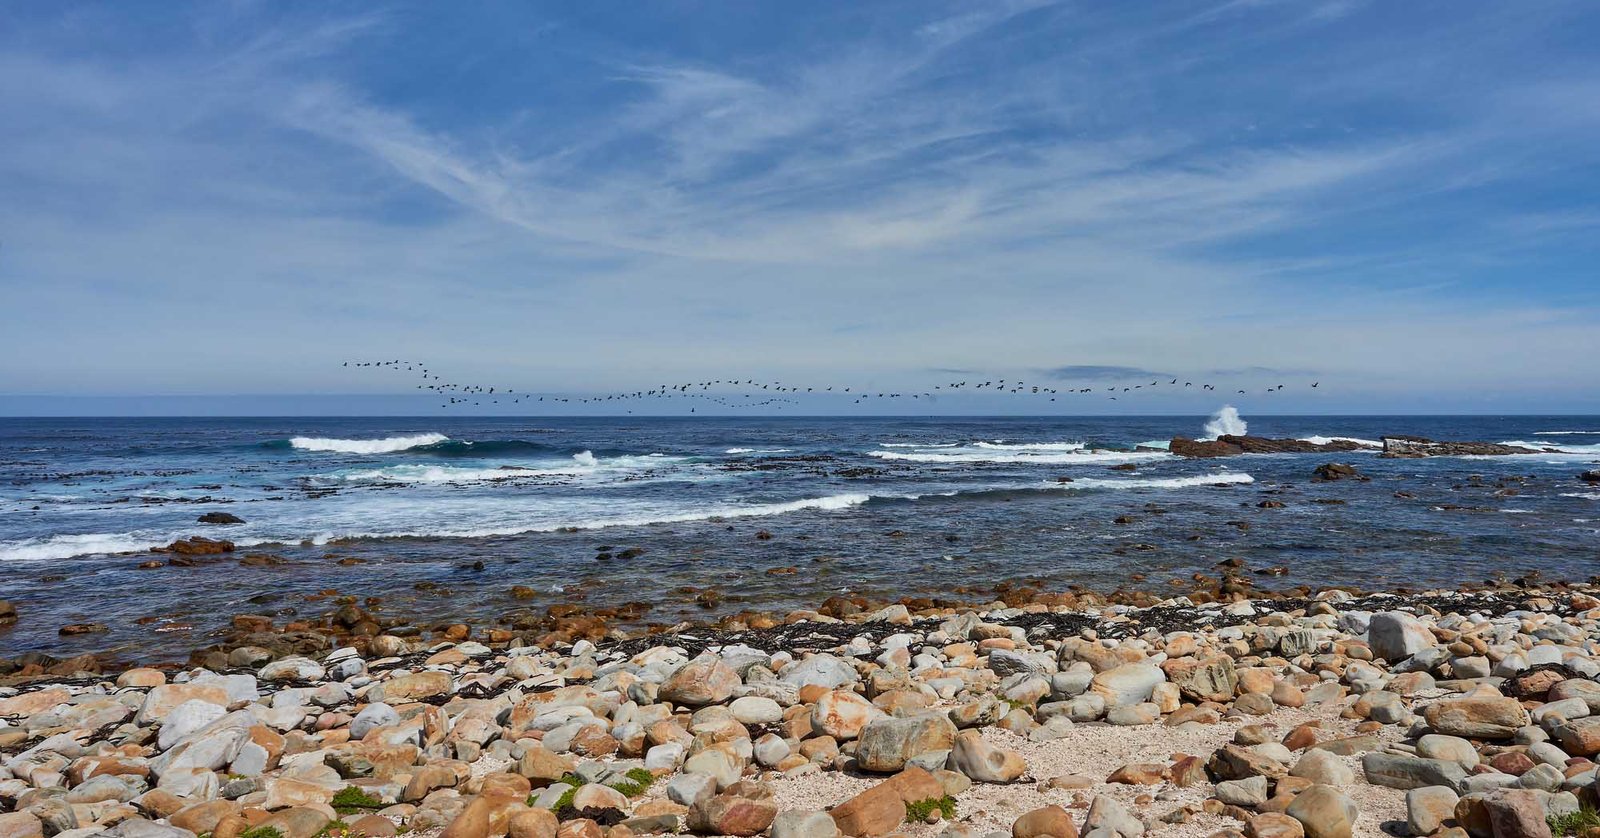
[2, 0, 1598, 415]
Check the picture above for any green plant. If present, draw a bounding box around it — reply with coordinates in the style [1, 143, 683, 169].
[528, 774, 583, 809]
[1550, 807, 1600, 836]
[904, 796, 957, 823]
[238, 827, 285, 838]
[330, 786, 383, 815]
[314, 821, 351, 838]
[610, 767, 658, 797]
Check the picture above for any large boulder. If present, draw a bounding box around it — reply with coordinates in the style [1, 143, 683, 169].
[1088, 663, 1164, 708]
[1422, 696, 1530, 739]
[1285, 785, 1358, 838]
[1482, 788, 1551, 838]
[812, 690, 884, 741]
[828, 781, 906, 838]
[1360, 753, 1467, 791]
[950, 729, 1025, 783]
[780, 655, 859, 690]
[1012, 805, 1078, 838]
[1554, 717, 1600, 756]
[772, 810, 841, 838]
[1367, 612, 1435, 662]
[1168, 656, 1237, 703]
[855, 715, 958, 774]
[135, 684, 230, 725]
[661, 656, 740, 707]
[258, 656, 325, 682]
[687, 783, 778, 837]
[379, 670, 452, 702]
[1406, 787, 1459, 837]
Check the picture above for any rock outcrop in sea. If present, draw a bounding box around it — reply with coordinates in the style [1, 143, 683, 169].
[1169, 436, 1378, 458]
[1169, 434, 1565, 459]
[1379, 436, 1551, 458]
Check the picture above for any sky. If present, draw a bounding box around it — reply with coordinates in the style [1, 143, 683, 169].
[1, 0, 1598, 416]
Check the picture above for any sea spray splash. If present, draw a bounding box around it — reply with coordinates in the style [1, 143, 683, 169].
[1201, 406, 1246, 440]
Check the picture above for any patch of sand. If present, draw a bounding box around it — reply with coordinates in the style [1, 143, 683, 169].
[764, 702, 1409, 837]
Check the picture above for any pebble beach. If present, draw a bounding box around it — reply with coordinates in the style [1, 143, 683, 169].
[6, 578, 1600, 838]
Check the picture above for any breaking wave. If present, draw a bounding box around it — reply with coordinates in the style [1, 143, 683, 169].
[973, 441, 1086, 451]
[1299, 436, 1384, 448]
[1049, 473, 1256, 490]
[867, 447, 1169, 465]
[0, 494, 872, 562]
[0, 533, 194, 564]
[272, 434, 558, 457]
[283, 433, 449, 454]
[1, 459, 1265, 564]
[881, 472, 1255, 502]
[1500, 440, 1600, 455]
[333, 452, 687, 484]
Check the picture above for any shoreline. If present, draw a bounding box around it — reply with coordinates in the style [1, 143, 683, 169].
[5, 559, 1598, 677]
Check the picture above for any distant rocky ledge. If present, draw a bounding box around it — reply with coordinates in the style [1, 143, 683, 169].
[1168, 435, 1378, 458]
[1170, 434, 1556, 458]
[1377, 435, 1548, 458]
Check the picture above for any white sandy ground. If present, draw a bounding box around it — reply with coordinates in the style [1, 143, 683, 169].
[329, 699, 1413, 838]
[609, 698, 1414, 838]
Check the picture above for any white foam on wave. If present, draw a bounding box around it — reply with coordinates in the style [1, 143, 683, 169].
[1052, 473, 1256, 490]
[1562, 492, 1600, 500]
[1201, 406, 1246, 440]
[260, 493, 875, 543]
[973, 441, 1087, 451]
[878, 442, 960, 448]
[1299, 436, 1384, 448]
[867, 448, 1169, 465]
[888, 472, 1256, 500]
[1499, 440, 1600, 455]
[0, 490, 871, 563]
[289, 433, 448, 454]
[0, 532, 273, 564]
[1, 461, 1263, 564]
[335, 452, 686, 484]
[724, 448, 792, 454]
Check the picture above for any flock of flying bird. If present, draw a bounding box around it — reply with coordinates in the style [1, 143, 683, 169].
[343, 360, 1321, 411]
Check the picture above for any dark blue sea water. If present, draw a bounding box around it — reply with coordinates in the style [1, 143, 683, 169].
[3, 414, 1598, 661]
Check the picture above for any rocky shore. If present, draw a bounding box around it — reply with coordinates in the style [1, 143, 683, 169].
[1167, 436, 1561, 459]
[7, 582, 1600, 838]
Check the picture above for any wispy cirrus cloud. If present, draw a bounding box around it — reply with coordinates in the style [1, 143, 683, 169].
[0, 1, 1597, 412]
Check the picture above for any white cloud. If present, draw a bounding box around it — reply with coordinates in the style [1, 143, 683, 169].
[0, 1, 1597, 409]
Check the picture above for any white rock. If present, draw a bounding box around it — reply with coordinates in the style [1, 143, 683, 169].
[1367, 612, 1436, 662]
[157, 700, 227, 751]
[729, 696, 783, 725]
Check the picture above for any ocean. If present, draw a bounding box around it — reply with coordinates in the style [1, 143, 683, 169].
[3, 413, 1598, 662]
